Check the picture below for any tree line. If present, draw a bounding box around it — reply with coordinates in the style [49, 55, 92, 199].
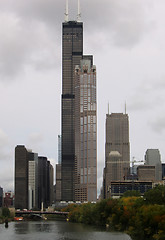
[62, 185, 165, 240]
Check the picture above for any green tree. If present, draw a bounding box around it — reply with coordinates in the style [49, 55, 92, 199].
[123, 190, 141, 197]
[144, 185, 165, 205]
[2, 207, 10, 218]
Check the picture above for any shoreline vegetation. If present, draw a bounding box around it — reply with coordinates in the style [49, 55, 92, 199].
[61, 186, 165, 240]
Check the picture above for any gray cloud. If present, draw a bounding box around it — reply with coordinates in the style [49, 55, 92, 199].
[128, 77, 165, 112]
[149, 116, 165, 134]
[0, 129, 11, 161]
[0, 1, 61, 80]
[83, 0, 154, 48]
[26, 132, 44, 154]
[0, 0, 154, 80]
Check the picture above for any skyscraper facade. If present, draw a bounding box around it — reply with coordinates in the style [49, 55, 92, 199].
[15, 145, 38, 209]
[15, 145, 54, 210]
[145, 149, 162, 181]
[38, 156, 53, 209]
[103, 113, 130, 199]
[61, 20, 83, 201]
[61, 3, 96, 201]
[74, 60, 97, 202]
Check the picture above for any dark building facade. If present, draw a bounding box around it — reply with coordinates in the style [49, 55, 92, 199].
[15, 145, 32, 209]
[38, 157, 53, 209]
[0, 187, 3, 207]
[162, 163, 165, 179]
[15, 145, 53, 210]
[61, 9, 96, 202]
[61, 20, 83, 201]
[110, 181, 153, 198]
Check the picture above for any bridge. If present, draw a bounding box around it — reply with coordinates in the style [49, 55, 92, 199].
[15, 210, 69, 217]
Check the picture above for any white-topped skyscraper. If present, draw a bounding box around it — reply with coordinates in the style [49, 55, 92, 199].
[61, 1, 97, 201]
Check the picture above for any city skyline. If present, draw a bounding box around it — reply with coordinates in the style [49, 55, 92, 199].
[0, 0, 165, 196]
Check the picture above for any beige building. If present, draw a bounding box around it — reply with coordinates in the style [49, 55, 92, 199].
[103, 113, 130, 199]
[137, 165, 155, 181]
[74, 59, 97, 202]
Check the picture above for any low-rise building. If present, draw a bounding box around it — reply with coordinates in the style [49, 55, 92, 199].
[110, 181, 153, 198]
[137, 165, 155, 181]
[3, 191, 14, 207]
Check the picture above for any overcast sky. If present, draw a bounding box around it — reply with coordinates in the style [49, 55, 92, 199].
[0, 0, 165, 196]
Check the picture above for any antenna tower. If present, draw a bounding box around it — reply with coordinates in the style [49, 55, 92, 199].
[77, 0, 81, 22]
[65, 0, 69, 22]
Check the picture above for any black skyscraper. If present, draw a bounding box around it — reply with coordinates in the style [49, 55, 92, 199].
[61, 1, 96, 201]
[61, 20, 83, 201]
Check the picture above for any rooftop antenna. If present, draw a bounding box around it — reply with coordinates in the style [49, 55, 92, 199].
[108, 102, 110, 115]
[77, 0, 81, 22]
[65, 0, 69, 22]
[125, 101, 127, 114]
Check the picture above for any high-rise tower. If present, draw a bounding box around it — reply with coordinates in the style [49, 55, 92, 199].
[61, 1, 96, 201]
[103, 113, 130, 199]
[61, 20, 83, 201]
[15, 145, 38, 209]
[74, 60, 97, 202]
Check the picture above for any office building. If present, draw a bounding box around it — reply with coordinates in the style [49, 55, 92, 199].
[3, 191, 14, 208]
[145, 149, 162, 181]
[74, 59, 97, 202]
[58, 135, 62, 164]
[110, 181, 153, 198]
[103, 113, 130, 199]
[38, 157, 53, 209]
[162, 163, 165, 180]
[55, 135, 62, 203]
[137, 165, 155, 181]
[0, 187, 3, 207]
[61, 1, 96, 201]
[15, 145, 38, 209]
[15, 145, 53, 210]
[28, 153, 38, 210]
[55, 164, 62, 202]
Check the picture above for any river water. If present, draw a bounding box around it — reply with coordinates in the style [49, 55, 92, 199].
[0, 221, 132, 240]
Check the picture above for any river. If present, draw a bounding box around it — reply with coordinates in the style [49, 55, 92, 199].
[0, 221, 132, 240]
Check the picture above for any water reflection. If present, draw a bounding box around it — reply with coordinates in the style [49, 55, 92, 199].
[15, 221, 53, 234]
[0, 221, 132, 240]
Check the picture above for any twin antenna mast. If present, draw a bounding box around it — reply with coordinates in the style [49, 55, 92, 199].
[65, 0, 81, 22]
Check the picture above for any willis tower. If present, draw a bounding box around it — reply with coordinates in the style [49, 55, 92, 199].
[61, 0, 96, 201]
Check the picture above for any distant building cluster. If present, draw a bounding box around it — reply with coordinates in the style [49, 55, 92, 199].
[15, 145, 54, 210]
[100, 111, 164, 199]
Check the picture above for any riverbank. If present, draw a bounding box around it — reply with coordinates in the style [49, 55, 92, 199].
[62, 187, 165, 240]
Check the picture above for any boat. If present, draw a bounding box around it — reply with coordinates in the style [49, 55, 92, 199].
[14, 217, 23, 221]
